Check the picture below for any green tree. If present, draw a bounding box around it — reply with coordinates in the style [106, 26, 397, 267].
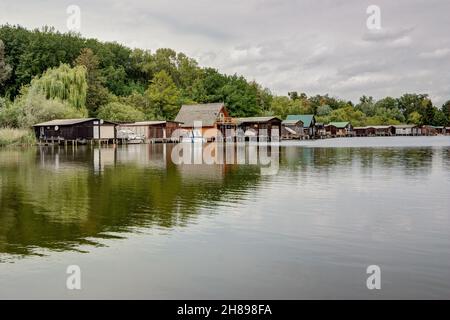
[3, 89, 85, 128]
[433, 110, 448, 126]
[442, 100, 450, 119]
[397, 93, 429, 118]
[74, 48, 110, 115]
[31, 63, 88, 111]
[421, 99, 436, 125]
[268, 96, 310, 119]
[0, 39, 12, 87]
[190, 68, 227, 103]
[317, 105, 332, 116]
[325, 106, 367, 127]
[355, 96, 375, 116]
[408, 111, 422, 124]
[119, 90, 149, 113]
[145, 70, 180, 119]
[97, 102, 145, 122]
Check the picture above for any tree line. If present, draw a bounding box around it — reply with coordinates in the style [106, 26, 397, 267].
[0, 24, 449, 129]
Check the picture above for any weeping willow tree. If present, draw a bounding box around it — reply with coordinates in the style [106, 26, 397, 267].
[31, 63, 88, 111]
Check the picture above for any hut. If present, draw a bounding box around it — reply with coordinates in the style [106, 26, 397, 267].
[435, 126, 447, 135]
[353, 126, 370, 137]
[236, 117, 282, 141]
[371, 125, 395, 136]
[118, 121, 182, 143]
[174, 103, 230, 141]
[325, 122, 353, 137]
[354, 126, 395, 137]
[394, 125, 420, 136]
[33, 118, 116, 144]
[285, 115, 316, 138]
[421, 125, 438, 136]
[315, 123, 326, 138]
[281, 118, 304, 139]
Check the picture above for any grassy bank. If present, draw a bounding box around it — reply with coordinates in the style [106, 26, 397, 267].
[0, 128, 36, 146]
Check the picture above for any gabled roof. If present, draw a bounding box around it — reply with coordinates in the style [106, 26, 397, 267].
[394, 124, 418, 128]
[327, 122, 350, 128]
[354, 125, 395, 130]
[236, 116, 281, 124]
[369, 125, 395, 129]
[174, 103, 225, 127]
[33, 118, 98, 127]
[282, 119, 304, 125]
[286, 115, 315, 127]
[121, 120, 182, 126]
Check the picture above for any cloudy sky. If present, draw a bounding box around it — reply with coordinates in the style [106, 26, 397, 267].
[1, 0, 449, 105]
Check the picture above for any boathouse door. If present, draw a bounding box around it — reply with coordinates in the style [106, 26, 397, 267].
[93, 121, 100, 139]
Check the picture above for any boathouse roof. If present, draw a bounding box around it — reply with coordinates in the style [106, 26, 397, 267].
[286, 115, 315, 127]
[121, 120, 182, 126]
[282, 119, 304, 125]
[33, 118, 100, 127]
[175, 103, 226, 127]
[327, 121, 350, 128]
[236, 116, 281, 124]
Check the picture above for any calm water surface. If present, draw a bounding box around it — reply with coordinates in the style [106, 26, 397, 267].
[0, 137, 449, 299]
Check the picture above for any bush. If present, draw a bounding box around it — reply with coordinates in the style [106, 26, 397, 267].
[97, 102, 145, 122]
[0, 128, 36, 146]
[11, 92, 87, 128]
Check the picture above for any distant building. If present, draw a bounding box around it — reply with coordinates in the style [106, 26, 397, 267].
[281, 118, 304, 139]
[174, 103, 230, 140]
[118, 121, 182, 142]
[435, 126, 447, 135]
[394, 125, 420, 136]
[33, 118, 116, 142]
[315, 123, 326, 137]
[285, 115, 316, 138]
[325, 122, 353, 137]
[421, 125, 438, 136]
[236, 116, 282, 140]
[353, 125, 395, 136]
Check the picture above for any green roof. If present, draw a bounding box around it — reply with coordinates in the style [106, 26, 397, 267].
[328, 121, 350, 128]
[286, 115, 315, 127]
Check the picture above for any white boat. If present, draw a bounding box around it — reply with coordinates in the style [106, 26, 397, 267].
[117, 129, 145, 144]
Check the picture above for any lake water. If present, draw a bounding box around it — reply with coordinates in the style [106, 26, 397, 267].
[0, 136, 449, 299]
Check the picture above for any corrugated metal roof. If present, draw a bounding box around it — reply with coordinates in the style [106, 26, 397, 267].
[354, 125, 394, 130]
[286, 115, 314, 127]
[282, 119, 304, 125]
[394, 124, 418, 128]
[370, 125, 394, 129]
[174, 103, 225, 127]
[236, 116, 281, 124]
[33, 118, 98, 127]
[121, 121, 181, 126]
[327, 121, 350, 128]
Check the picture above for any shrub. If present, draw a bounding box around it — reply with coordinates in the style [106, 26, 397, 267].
[0, 128, 36, 146]
[12, 92, 87, 128]
[97, 102, 145, 122]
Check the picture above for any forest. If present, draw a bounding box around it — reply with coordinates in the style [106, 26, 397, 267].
[1, 24, 449, 144]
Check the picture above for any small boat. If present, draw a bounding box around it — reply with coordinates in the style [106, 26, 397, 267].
[117, 129, 145, 144]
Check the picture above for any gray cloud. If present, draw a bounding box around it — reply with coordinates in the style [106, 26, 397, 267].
[1, 0, 449, 105]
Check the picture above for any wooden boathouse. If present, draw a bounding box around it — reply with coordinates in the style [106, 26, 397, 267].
[33, 118, 117, 145]
[281, 118, 304, 139]
[118, 121, 183, 143]
[285, 115, 316, 138]
[174, 103, 230, 141]
[236, 116, 282, 141]
[394, 125, 420, 136]
[325, 122, 353, 137]
[353, 125, 395, 136]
